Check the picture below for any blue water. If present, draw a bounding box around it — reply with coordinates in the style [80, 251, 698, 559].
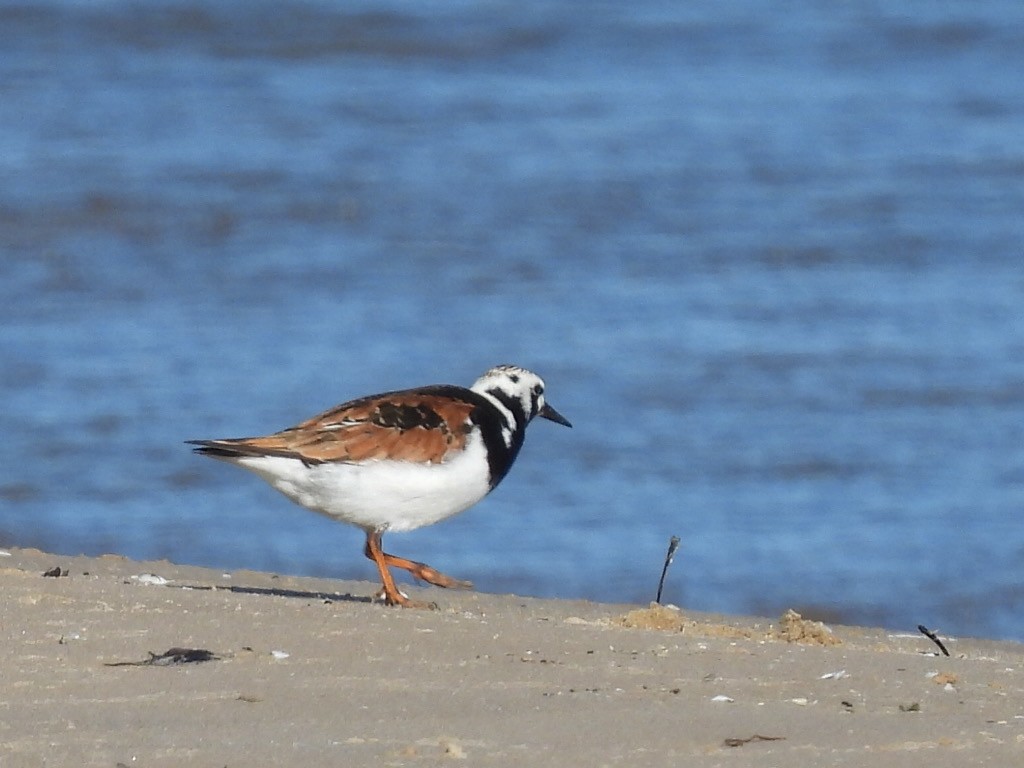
[3, 0, 1024, 640]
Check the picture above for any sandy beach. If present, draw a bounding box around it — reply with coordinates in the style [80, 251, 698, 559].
[2, 545, 1022, 767]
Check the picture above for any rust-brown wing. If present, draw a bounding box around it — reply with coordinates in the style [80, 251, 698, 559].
[195, 390, 478, 465]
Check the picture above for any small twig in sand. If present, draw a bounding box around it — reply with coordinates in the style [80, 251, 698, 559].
[917, 624, 950, 657]
[723, 734, 785, 748]
[655, 535, 681, 604]
[104, 648, 221, 667]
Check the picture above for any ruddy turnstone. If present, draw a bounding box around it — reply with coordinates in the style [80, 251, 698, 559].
[187, 364, 571, 607]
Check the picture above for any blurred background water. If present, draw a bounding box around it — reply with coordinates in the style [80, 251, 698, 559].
[3, 0, 1024, 640]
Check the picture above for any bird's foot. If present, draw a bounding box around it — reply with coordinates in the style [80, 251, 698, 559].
[373, 586, 438, 610]
[405, 562, 473, 591]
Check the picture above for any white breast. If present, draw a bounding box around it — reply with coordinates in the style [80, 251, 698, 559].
[231, 431, 492, 533]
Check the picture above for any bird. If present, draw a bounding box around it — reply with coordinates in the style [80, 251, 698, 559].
[187, 364, 571, 607]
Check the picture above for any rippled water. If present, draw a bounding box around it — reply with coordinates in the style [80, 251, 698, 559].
[3, 0, 1024, 639]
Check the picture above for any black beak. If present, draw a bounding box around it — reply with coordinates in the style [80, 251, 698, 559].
[539, 403, 572, 428]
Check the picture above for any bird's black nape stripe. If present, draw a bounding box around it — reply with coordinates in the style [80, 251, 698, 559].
[466, 390, 525, 490]
[486, 388, 529, 426]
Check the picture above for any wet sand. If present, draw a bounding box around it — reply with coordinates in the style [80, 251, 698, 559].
[3, 546, 1022, 766]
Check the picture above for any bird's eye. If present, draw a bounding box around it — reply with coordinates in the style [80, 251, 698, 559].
[532, 384, 543, 396]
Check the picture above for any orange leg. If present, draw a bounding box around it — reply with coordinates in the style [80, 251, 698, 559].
[364, 530, 410, 606]
[363, 534, 472, 602]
